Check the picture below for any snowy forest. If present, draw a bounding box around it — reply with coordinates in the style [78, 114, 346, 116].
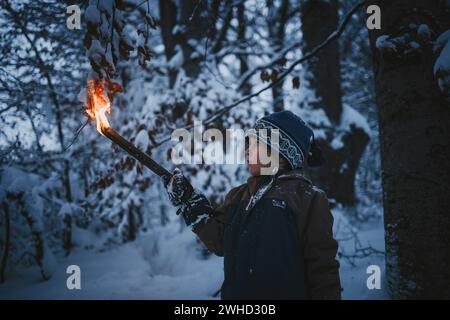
[0, 0, 449, 300]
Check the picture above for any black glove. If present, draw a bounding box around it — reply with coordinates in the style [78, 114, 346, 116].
[166, 168, 194, 206]
[166, 168, 212, 226]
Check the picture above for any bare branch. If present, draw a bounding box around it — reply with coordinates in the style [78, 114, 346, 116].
[63, 120, 90, 151]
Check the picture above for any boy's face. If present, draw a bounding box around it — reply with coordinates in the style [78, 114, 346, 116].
[245, 138, 279, 176]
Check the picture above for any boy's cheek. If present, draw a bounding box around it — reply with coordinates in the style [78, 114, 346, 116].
[246, 146, 263, 176]
[247, 147, 259, 165]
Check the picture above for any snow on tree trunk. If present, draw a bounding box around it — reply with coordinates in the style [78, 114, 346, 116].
[367, 0, 450, 298]
[301, 0, 370, 205]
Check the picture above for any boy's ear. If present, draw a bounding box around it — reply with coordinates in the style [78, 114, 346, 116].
[278, 154, 292, 171]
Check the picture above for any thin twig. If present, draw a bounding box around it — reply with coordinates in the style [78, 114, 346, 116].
[189, 0, 203, 22]
[63, 120, 89, 151]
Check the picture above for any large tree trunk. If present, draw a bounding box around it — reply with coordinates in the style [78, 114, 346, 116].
[0, 203, 10, 284]
[237, 1, 250, 96]
[301, 0, 342, 123]
[177, 0, 207, 78]
[301, 0, 369, 205]
[367, 0, 450, 298]
[159, 0, 178, 87]
[267, 0, 289, 112]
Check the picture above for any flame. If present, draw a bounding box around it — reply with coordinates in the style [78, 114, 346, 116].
[85, 79, 122, 135]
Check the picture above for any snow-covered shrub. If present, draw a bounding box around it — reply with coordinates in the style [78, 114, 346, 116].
[0, 167, 59, 280]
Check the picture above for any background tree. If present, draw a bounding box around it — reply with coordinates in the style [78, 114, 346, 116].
[0, 203, 9, 283]
[159, 0, 209, 87]
[301, 0, 370, 206]
[367, 0, 450, 298]
[266, 0, 289, 112]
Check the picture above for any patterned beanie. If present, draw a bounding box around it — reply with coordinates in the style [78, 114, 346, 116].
[252, 110, 322, 169]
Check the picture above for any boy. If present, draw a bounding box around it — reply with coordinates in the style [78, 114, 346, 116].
[166, 110, 341, 299]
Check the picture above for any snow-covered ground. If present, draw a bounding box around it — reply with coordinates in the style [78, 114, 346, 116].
[0, 210, 387, 300]
[338, 223, 387, 299]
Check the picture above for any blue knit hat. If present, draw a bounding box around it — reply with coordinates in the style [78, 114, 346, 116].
[253, 110, 322, 169]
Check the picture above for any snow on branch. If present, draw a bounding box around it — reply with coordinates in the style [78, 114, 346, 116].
[84, 0, 156, 80]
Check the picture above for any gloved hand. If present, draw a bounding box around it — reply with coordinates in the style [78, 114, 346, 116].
[165, 168, 212, 226]
[166, 168, 194, 206]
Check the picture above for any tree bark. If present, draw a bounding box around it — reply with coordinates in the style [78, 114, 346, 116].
[237, 1, 250, 96]
[160, 0, 208, 86]
[0, 203, 10, 284]
[367, 0, 450, 298]
[127, 209, 136, 242]
[267, 0, 289, 112]
[211, 0, 233, 54]
[311, 126, 369, 205]
[301, 0, 369, 205]
[159, 0, 178, 87]
[301, 0, 342, 123]
[62, 213, 72, 256]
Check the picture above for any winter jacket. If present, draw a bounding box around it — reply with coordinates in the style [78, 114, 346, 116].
[191, 169, 341, 300]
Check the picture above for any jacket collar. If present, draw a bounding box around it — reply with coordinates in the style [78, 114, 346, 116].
[243, 169, 312, 212]
[245, 168, 312, 196]
[278, 168, 312, 185]
[246, 174, 271, 196]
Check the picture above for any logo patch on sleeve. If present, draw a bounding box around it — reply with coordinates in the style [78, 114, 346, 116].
[272, 199, 286, 209]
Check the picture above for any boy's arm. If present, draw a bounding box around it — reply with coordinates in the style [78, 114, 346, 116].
[181, 186, 242, 257]
[190, 204, 227, 257]
[166, 168, 243, 257]
[303, 189, 342, 300]
[166, 169, 245, 257]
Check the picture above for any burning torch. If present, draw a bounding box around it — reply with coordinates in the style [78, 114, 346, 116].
[85, 79, 173, 185]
